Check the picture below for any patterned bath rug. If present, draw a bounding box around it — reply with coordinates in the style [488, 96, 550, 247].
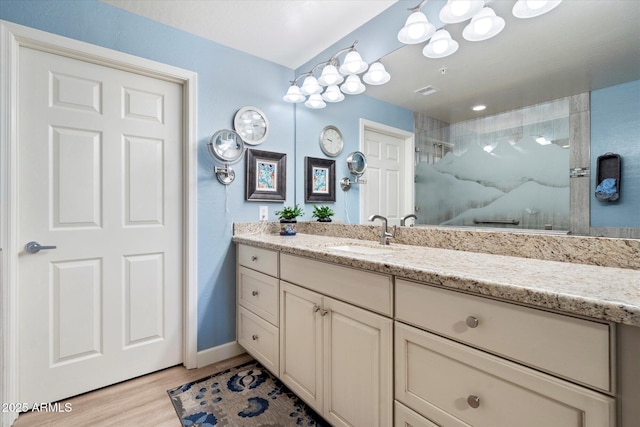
[168, 360, 328, 426]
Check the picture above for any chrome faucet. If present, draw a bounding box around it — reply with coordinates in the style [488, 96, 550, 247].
[368, 214, 396, 245]
[400, 214, 417, 227]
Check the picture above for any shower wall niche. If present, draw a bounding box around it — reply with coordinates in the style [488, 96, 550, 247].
[415, 97, 570, 230]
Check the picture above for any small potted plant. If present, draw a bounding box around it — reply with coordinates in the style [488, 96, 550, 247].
[312, 205, 335, 223]
[275, 204, 304, 236]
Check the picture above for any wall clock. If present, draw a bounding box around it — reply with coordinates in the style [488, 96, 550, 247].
[319, 125, 344, 157]
[234, 106, 269, 145]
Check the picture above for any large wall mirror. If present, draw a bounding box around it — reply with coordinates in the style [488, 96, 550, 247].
[295, 0, 639, 236]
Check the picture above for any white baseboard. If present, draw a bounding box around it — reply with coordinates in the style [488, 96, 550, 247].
[197, 341, 245, 368]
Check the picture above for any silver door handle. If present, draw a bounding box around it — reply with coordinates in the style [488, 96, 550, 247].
[24, 241, 57, 254]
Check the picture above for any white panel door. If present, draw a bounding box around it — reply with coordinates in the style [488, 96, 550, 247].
[18, 47, 183, 404]
[362, 129, 407, 226]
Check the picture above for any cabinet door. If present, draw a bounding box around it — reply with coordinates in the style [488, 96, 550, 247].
[323, 297, 392, 427]
[279, 281, 323, 413]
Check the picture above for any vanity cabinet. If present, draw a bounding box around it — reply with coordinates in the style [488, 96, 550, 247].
[235, 241, 630, 427]
[395, 279, 616, 427]
[236, 245, 280, 374]
[279, 256, 393, 427]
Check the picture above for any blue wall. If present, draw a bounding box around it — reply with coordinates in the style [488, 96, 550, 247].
[0, 0, 295, 351]
[591, 80, 640, 228]
[0, 0, 413, 352]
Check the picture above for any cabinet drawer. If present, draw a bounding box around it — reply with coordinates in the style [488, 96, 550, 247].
[238, 266, 278, 326]
[238, 244, 278, 276]
[280, 253, 392, 316]
[395, 322, 615, 427]
[238, 306, 279, 375]
[395, 401, 441, 427]
[396, 279, 611, 391]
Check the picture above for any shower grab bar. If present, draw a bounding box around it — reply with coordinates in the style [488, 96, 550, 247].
[473, 219, 520, 225]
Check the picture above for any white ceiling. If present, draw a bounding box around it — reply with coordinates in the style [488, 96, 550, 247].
[102, 0, 640, 123]
[101, 0, 397, 69]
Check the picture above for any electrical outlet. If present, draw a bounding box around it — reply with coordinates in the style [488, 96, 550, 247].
[259, 206, 268, 221]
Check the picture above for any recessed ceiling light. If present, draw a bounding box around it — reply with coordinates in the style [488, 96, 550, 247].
[472, 104, 486, 111]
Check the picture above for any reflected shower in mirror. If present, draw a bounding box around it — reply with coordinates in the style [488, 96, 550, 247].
[415, 97, 569, 230]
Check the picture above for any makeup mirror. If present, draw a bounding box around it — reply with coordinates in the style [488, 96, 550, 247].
[208, 129, 245, 184]
[341, 151, 368, 191]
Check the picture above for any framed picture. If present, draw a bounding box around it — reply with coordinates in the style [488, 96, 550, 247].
[305, 157, 335, 202]
[246, 149, 286, 201]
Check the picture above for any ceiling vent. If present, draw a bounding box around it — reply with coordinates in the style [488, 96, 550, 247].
[414, 85, 439, 96]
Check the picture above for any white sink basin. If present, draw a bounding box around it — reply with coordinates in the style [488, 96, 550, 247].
[328, 245, 396, 255]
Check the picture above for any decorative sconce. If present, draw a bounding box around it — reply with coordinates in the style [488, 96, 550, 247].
[398, 0, 563, 59]
[283, 41, 390, 109]
[207, 129, 245, 184]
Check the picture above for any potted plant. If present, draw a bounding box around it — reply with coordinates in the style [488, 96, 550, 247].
[312, 205, 335, 222]
[275, 204, 304, 236]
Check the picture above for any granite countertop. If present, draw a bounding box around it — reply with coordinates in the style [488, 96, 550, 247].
[233, 232, 640, 327]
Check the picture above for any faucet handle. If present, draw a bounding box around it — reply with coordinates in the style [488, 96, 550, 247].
[384, 225, 396, 244]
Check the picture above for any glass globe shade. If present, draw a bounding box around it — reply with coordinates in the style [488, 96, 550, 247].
[526, 0, 547, 10]
[300, 76, 321, 95]
[473, 16, 493, 35]
[432, 38, 449, 55]
[451, 0, 471, 17]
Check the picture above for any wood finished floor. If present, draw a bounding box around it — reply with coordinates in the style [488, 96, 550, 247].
[14, 353, 253, 427]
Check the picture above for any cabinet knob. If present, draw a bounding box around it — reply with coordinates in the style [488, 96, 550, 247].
[466, 316, 479, 328]
[251, 256, 258, 262]
[313, 304, 321, 313]
[320, 309, 329, 316]
[251, 290, 259, 296]
[252, 334, 258, 341]
[467, 395, 480, 409]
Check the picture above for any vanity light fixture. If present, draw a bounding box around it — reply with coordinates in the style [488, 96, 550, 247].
[439, 0, 485, 23]
[513, 0, 563, 18]
[462, 7, 505, 41]
[322, 85, 345, 103]
[423, 29, 459, 58]
[283, 40, 391, 109]
[305, 93, 326, 109]
[363, 62, 391, 85]
[397, 0, 436, 44]
[341, 75, 366, 95]
[402, 0, 563, 60]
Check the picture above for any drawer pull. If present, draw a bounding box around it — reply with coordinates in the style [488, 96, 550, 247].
[252, 334, 258, 341]
[467, 395, 480, 409]
[251, 256, 258, 262]
[466, 316, 479, 328]
[251, 290, 259, 296]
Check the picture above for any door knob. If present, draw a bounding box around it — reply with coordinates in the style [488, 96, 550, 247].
[24, 241, 57, 254]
